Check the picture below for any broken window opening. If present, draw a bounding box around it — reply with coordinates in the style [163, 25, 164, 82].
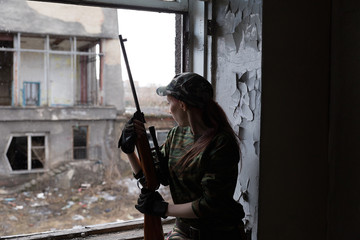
[0, 34, 13, 106]
[6, 135, 46, 171]
[73, 125, 88, 159]
[77, 43, 99, 106]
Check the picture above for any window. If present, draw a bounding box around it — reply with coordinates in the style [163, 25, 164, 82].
[73, 126, 88, 159]
[23, 82, 40, 106]
[0, 1, 181, 238]
[6, 134, 46, 171]
[47, 36, 101, 107]
[76, 41, 100, 106]
[0, 34, 13, 106]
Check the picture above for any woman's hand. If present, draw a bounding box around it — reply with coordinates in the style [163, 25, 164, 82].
[118, 118, 147, 154]
[132, 119, 147, 138]
[118, 118, 136, 154]
[118, 117, 146, 175]
[135, 188, 169, 219]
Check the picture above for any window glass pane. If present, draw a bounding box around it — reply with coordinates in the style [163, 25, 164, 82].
[118, 9, 175, 114]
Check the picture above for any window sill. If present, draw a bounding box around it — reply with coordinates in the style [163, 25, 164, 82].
[1, 218, 175, 240]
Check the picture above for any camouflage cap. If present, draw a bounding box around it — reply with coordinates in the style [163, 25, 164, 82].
[156, 72, 213, 108]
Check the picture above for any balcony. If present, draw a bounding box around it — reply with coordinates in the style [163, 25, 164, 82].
[0, 106, 118, 122]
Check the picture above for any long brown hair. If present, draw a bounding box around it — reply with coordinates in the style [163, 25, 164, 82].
[175, 99, 240, 172]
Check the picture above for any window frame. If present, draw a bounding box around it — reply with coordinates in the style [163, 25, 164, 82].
[5, 133, 48, 174]
[30, 0, 188, 13]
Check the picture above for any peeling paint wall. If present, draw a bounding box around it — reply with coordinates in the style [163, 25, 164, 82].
[214, 0, 262, 238]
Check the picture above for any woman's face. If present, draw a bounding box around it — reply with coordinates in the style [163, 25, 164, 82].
[167, 95, 189, 127]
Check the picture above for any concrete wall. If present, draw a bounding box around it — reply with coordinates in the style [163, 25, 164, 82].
[328, 0, 360, 239]
[258, 0, 358, 239]
[0, 0, 118, 38]
[102, 38, 124, 111]
[0, 107, 118, 175]
[0, 1, 125, 183]
[215, 0, 360, 239]
[214, 0, 262, 237]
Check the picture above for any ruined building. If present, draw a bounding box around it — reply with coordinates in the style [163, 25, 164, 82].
[0, 1, 125, 187]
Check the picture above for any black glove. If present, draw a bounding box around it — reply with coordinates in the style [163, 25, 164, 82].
[135, 188, 168, 219]
[118, 118, 136, 154]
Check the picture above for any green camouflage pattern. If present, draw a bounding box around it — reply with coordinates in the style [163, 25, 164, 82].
[156, 72, 213, 108]
[160, 126, 244, 232]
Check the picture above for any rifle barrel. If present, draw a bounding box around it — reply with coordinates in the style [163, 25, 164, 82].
[119, 34, 164, 240]
[119, 35, 141, 114]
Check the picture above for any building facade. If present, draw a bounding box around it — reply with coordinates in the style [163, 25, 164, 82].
[0, 0, 125, 185]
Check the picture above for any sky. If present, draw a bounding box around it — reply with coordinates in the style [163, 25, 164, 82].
[117, 9, 176, 87]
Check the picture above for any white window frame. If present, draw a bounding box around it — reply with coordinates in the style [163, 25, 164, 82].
[5, 133, 48, 174]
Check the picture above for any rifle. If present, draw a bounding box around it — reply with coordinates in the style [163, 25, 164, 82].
[118, 35, 164, 240]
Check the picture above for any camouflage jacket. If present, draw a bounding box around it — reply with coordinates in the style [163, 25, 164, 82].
[160, 126, 245, 231]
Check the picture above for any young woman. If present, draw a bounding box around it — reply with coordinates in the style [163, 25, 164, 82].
[119, 72, 245, 239]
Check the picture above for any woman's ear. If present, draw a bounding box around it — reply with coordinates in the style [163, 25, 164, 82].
[179, 101, 187, 111]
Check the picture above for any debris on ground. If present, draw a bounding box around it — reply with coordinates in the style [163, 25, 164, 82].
[0, 168, 171, 236]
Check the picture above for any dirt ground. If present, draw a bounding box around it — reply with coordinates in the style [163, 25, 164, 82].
[0, 166, 171, 237]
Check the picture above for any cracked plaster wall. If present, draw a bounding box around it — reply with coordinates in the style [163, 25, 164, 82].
[214, 0, 262, 238]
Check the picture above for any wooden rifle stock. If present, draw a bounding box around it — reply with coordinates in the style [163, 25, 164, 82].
[119, 35, 164, 240]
